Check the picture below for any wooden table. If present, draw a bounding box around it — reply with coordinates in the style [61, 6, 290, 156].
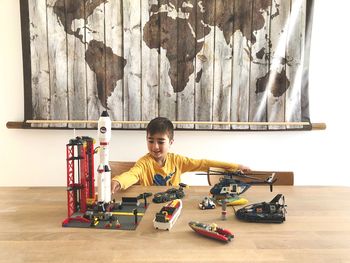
[0, 186, 350, 262]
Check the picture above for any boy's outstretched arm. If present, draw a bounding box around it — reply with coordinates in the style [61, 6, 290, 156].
[110, 163, 144, 194]
[178, 155, 251, 173]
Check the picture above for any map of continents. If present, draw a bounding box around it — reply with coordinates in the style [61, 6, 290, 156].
[53, 0, 126, 109]
[53, 0, 288, 108]
[143, 0, 289, 95]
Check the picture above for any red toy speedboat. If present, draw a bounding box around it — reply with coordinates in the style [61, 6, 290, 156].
[188, 221, 234, 242]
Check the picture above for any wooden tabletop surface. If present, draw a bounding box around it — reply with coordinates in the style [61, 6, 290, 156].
[0, 186, 350, 263]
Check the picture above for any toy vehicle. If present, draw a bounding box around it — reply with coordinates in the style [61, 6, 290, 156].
[152, 183, 186, 203]
[198, 196, 216, 210]
[209, 170, 276, 200]
[235, 194, 286, 223]
[188, 221, 234, 243]
[153, 199, 182, 230]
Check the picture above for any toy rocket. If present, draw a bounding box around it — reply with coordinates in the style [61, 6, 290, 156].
[97, 111, 112, 203]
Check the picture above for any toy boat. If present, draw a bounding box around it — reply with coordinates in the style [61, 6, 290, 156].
[235, 194, 286, 223]
[188, 221, 234, 242]
[153, 199, 182, 230]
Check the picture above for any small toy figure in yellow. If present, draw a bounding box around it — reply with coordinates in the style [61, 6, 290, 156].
[111, 117, 250, 194]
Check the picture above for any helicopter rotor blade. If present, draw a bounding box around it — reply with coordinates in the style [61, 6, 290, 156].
[266, 173, 276, 183]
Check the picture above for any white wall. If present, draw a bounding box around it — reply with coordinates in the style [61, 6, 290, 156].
[1, 0, 349, 186]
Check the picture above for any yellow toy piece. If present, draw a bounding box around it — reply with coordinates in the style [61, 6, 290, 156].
[86, 198, 96, 206]
[217, 197, 249, 206]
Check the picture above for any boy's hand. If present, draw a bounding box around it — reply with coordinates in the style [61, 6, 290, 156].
[111, 180, 121, 195]
[238, 164, 251, 173]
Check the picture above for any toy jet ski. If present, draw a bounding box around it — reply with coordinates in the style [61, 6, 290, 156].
[188, 221, 234, 242]
[235, 194, 286, 223]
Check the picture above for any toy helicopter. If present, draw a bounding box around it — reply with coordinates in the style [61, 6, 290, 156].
[206, 169, 277, 206]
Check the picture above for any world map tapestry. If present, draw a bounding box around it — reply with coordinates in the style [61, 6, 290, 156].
[20, 0, 314, 130]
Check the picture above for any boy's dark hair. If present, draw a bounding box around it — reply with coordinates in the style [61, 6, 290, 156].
[146, 117, 174, 140]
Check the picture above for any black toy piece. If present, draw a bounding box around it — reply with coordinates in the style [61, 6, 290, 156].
[137, 192, 153, 208]
[235, 194, 287, 223]
[137, 192, 153, 200]
[152, 183, 187, 203]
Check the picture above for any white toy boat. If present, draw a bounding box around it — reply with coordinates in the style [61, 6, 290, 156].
[153, 199, 182, 230]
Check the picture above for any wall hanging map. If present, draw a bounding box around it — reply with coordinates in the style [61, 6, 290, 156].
[20, 0, 314, 130]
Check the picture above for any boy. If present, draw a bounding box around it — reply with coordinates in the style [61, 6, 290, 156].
[111, 117, 250, 194]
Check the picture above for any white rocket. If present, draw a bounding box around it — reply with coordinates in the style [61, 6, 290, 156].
[97, 110, 112, 203]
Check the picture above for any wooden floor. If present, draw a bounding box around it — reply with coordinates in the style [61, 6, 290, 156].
[0, 186, 350, 263]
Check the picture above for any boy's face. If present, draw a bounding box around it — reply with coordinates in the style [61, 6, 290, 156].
[147, 132, 173, 164]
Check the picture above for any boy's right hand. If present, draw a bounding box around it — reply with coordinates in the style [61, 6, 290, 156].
[111, 180, 121, 195]
[238, 164, 251, 173]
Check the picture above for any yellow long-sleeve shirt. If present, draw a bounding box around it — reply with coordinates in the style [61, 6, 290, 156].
[112, 153, 240, 190]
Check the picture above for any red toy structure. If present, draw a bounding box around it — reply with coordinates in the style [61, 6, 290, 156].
[64, 136, 96, 221]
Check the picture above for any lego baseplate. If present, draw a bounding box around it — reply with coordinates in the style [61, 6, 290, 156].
[62, 201, 148, 231]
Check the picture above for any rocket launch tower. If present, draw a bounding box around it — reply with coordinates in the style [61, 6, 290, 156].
[62, 111, 151, 230]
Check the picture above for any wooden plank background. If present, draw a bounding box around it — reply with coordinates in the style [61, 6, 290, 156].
[28, 0, 50, 128]
[65, 0, 87, 129]
[22, 0, 313, 130]
[105, 0, 124, 129]
[231, 0, 252, 130]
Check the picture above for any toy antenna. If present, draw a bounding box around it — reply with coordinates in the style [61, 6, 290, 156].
[232, 205, 237, 215]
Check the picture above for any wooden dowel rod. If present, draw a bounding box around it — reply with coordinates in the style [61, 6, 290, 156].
[27, 120, 100, 124]
[310, 123, 327, 130]
[25, 119, 310, 126]
[6, 121, 29, 129]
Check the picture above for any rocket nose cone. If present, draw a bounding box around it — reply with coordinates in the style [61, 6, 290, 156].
[101, 111, 109, 117]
